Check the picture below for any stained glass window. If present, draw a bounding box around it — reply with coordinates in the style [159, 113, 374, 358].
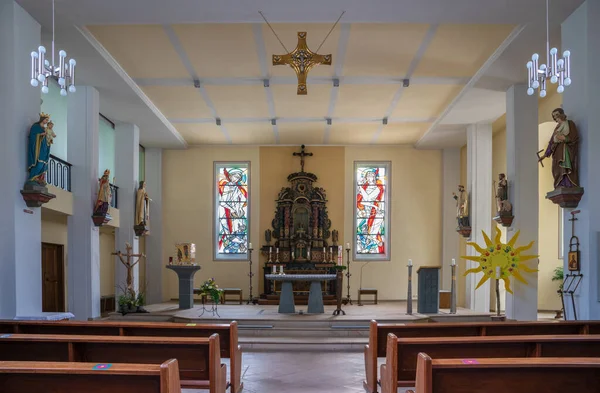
[354, 162, 391, 261]
[215, 163, 250, 260]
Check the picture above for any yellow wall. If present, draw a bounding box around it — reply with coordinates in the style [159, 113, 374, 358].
[45, 186, 73, 215]
[99, 227, 116, 296]
[344, 146, 442, 300]
[41, 211, 69, 309]
[162, 146, 261, 300]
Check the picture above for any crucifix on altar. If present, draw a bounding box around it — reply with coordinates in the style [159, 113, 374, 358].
[293, 144, 313, 172]
[112, 242, 145, 297]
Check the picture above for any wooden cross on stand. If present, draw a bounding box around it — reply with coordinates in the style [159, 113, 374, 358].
[293, 144, 313, 172]
[112, 242, 145, 297]
[273, 32, 332, 95]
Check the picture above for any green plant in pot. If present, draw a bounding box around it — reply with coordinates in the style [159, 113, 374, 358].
[117, 285, 148, 315]
[198, 278, 223, 304]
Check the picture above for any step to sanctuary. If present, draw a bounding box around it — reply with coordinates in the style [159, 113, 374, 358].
[240, 336, 367, 352]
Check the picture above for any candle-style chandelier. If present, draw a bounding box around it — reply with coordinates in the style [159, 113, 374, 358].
[526, 0, 571, 98]
[30, 0, 76, 96]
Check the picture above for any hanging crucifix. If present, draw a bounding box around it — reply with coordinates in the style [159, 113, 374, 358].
[260, 11, 344, 95]
[293, 144, 313, 172]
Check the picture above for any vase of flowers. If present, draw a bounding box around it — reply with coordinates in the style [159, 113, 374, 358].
[198, 278, 223, 305]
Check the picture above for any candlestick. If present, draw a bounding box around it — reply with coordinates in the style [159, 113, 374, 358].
[247, 247, 255, 305]
[407, 262, 413, 315]
[450, 262, 457, 314]
[344, 247, 353, 305]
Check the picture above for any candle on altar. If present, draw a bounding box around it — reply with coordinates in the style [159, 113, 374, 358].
[249, 243, 253, 249]
[346, 242, 350, 249]
[269, 247, 272, 253]
[272, 264, 276, 274]
[408, 259, 413, 266]
[338, 246, 343, 265]
[276, 247, 279, 253]
[279, 264, 284, 275]
[451, 258, 456, 266]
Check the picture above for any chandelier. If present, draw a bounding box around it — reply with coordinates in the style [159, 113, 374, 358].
[30, 0, 76, 96]
[526, 0, 571, 97]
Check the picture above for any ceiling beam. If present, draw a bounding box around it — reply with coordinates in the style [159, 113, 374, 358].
[370, 24, 438, 144]
[163, 24, 232, 144]
[414, 24, 525, 149]
[168, 116, 436, 124]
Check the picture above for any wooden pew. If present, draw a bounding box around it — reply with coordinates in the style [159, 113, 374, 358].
[0, 333, 226, 393]
[0, 359, 181, 393]
[364, 319, 600, 393]
[379, 333, 600, 393]
[402, 354, 600, 393]
[0, 319, 242, 393]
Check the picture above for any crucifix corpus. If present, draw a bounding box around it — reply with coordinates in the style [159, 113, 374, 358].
[293, 144, 313, 172]
[112, 242, 145, 297]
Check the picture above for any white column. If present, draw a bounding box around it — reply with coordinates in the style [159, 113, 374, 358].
[465, 123, 492, 312]
[114, 124, 140, 296]
[442, 148, 461, 290]
[0, 0, 42, 318]
[145, 148, 163, 304]
[67, 86, 101, 320]
[562, 0, 600, 320]
[505, 85, 539, 321]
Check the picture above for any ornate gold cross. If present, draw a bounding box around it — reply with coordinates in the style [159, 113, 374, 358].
[273, 32, 332, 95]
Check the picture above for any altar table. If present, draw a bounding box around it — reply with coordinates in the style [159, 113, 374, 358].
[265, 274, 337, 314]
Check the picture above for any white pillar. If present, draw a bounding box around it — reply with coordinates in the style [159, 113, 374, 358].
[0, 0, 43, 318]
[505, 85, 539, 321]
[465, 123, 492, 312]
[561, 0, 600, 320]
[442, 148, 461, 290]
[67, 86, 101, 320]
[114, 124, 140, 296]
[145, 148, 163, 304]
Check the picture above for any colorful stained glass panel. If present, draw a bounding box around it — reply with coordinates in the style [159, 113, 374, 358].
[216, 165, 249, 257]
[355, 164, 389, 258]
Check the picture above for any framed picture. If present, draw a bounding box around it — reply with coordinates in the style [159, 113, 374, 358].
[175, 243, 196, 264]
[567, 250, 579, 272]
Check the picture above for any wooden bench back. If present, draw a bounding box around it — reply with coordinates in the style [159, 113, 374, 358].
[0, 359, 181, 393]
[389, 333, 600, 383]
[415, 354, 600, 393]
[0, 320, 236, 359]
[0, 333, 220, 384]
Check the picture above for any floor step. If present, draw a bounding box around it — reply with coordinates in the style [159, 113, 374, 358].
[240, 336, 367, 352]
[239, 326, 369, 338]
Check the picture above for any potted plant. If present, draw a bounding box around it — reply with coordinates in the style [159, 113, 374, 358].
[198, 278, 223, 305]
[551, 266, 564, 319]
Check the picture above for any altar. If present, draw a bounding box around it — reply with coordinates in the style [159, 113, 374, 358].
[266, 274, 337, 314]
[259, 146, 341, 305]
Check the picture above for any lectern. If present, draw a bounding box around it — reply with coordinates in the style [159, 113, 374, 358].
[166, 265, 201, 309]
[417, 266, 441, 314]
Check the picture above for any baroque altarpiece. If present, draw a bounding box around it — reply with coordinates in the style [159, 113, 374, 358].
[260, 147, 338, 303]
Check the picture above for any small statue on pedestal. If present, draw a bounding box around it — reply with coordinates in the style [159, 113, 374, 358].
[134, 181, 151, 236]
[92, 169, 112, 226]
[453, 185, 471, 238]
[538, 108, 584, 208]
[493, 173, 514, 227]
[332, 229, 339, 247]
[20, 113, 56, 207]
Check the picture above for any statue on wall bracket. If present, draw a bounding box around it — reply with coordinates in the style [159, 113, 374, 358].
[538, 108, 584, 208]
[134, 181, 151, 236]
[20, 112, 56, 208]
[453, 185, 471, 238]
[493, 173, 514, 227]
[92, 169, 113, 227]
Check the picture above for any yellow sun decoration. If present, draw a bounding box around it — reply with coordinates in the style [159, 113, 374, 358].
[463, 226, 538, 294]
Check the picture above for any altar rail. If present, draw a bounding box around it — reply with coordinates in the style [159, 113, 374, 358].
[46, 154, 72, 192]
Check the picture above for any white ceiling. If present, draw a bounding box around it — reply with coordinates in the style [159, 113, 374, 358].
[16, 0, 584, 149]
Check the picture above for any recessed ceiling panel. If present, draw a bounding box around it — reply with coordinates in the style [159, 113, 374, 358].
[376, 123, 430, 144]
[226, 123, 276, 144]
[414, 24, 515, 77]
[175, 123, 228, 144]
[271, 84, 331, 118]
[141, 86, 212, 119]
[204, 85, 270, 118]
[173, 24, 262, 78]
[328, 122, 379, 145]
[88, 25, 189, 79]
[334, 85, 398, 118]
[278, 122, 324, 145]
[392, 84, 462, 119]
[343, 24, 430, 76]
[262, 24, 340, 77]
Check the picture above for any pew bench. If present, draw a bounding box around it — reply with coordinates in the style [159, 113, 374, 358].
[401, 354, 600, 393]
[379, 333, 600, 392]
[0, 319, 242, 393]
[0, 333, 226, 393]
[363, 319, 600, 393]
[0, 359, 182, 393]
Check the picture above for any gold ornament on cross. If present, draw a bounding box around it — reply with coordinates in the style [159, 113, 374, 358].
[273, 32, 332, 95]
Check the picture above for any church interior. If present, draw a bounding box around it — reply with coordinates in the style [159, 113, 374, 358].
[2, 0, 600, 392]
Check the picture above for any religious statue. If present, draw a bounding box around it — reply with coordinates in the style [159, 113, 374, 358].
[493, 174, 514, 227]
[92, 169, 113, 226]
[539, 108, 580, 189]
[134, 181, 151, 236]
[331, 229, 339, 247]
[356, 168, 385, 254]
[264, 229, 272, 245]
[26, 113, 53, 185]
[453, 185, 470, 237]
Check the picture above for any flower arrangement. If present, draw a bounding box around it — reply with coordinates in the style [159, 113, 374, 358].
[198, 278, 223, 304]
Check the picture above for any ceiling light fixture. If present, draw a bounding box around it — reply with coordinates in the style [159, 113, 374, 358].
[30, 0, 76, 96]
[526, 0, 571, 97]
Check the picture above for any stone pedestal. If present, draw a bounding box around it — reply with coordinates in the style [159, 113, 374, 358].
[20, 182, 56, 208]
[546, 187, 584, 208]
[166, 265, 201, 310]
[493, 213, 514, 227]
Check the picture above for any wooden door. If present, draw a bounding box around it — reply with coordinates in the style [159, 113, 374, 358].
[41, 243, 65, 312]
